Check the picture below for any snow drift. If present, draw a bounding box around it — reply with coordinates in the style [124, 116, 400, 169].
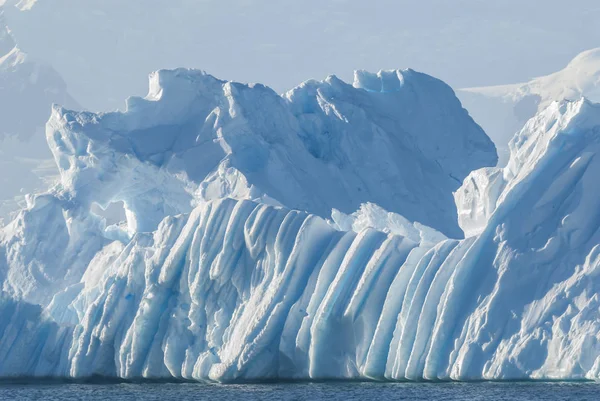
[1, 68, 600, 382]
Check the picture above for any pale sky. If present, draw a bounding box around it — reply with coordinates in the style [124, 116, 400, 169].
[5, 0, 600, 110]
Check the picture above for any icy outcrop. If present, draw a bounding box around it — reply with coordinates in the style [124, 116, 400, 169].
[47, 68, 495, 238]
[1, 67, 600, 382]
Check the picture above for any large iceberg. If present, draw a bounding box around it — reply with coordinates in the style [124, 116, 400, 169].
[1, 68, 600, 382]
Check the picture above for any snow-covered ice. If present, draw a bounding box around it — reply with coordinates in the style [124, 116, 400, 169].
[1, 68, 600, 382]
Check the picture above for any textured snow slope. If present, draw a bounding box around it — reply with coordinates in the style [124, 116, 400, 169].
[1, 87, 600, 381]
[459, 48, 600, 165]
[46, 68, 495, 239]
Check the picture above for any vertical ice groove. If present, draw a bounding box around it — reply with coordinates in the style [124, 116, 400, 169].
[358, 243, 420, 378]
[387, 246, 436, 379]
[345, 236, 417, 371]
[422, 237, 477, 379]
[411, 239, 471, 379]
[209, 200, 259, 286]
[223, 216, 334, 381]
[214, 210, 307, 379]
[278, 229, 346, 378]
[294, 231, 356, 376]
[393, 240, 458, 379]
[308, 228, 387, 378]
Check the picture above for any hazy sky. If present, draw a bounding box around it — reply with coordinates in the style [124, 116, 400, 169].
[5, 0, 600, 110]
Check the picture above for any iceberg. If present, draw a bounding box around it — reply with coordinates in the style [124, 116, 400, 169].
[1, 68, 600, 382]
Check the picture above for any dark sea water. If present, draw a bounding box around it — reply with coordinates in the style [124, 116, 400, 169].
[0, 381, 598, 401]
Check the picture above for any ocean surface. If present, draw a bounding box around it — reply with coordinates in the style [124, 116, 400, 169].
[0, 381, 598, 400]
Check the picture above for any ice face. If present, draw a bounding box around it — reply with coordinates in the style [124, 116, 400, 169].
[46, 68, 496, 239]
[1, 69, 599, 382]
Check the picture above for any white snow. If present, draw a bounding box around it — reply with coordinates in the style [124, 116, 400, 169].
[1, 66, 600, 383]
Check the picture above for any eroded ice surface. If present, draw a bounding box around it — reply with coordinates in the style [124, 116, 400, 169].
[1, 70, 599, 382]
[46, 68, 495, 238]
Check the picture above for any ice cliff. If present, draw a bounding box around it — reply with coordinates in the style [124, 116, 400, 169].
[1, 69, 600, 382]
